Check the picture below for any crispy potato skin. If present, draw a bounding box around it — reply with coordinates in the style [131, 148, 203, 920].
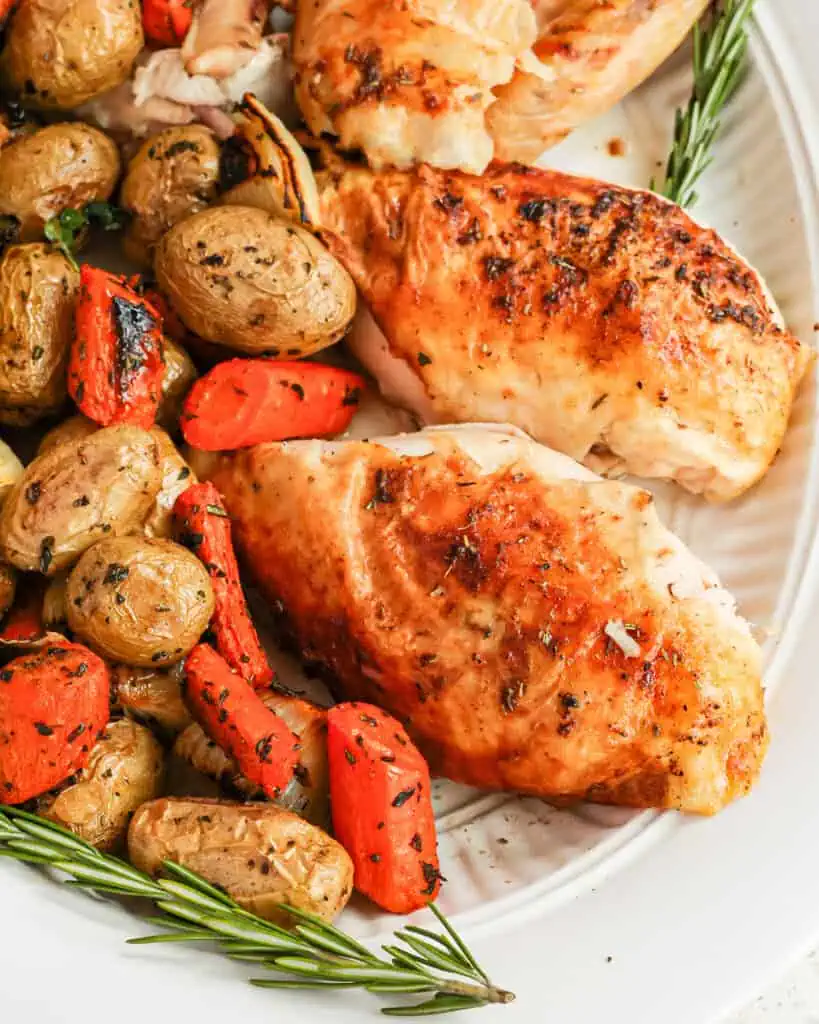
[143, 427, 197, 540]
[128, 797, 354, 923]
[157, 337, 197, 433]
[121, 125, 221, 267]
[1, 425, 162, 575]
[0, 244, 79, 425]
[112, 663, 192, 736]
[37, 719, 165, 850]
[66, 537, 214, 666]
[154, 206, 357, 357]
[1, 0, 144, 109]
[0, 123, 120, 240]
[173, 692, 330, 826]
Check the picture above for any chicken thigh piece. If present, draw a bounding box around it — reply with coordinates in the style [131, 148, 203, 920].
[291, 0, 706, 172]
[489, 0, 709, 162]
[201, 426, 767, 815]
[305, 159, 810, 502]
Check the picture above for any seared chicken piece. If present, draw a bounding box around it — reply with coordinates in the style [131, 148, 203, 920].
[292, 0, 705, 171]
[183, 0, 272, 79]
[201, 426, 767, 815]
[292, 0, 538, 174]
[489, 0, 709, 162]
[80, 36, 292, 140]
[304, 159, 809, 502]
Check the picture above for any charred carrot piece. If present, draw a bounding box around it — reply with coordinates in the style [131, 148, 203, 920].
[327, 702, 442, 914]
[183, 644, 299, 799]
[142, 0, 193, 45]
[69, 266, 164, 429]
[174, 482, 272, 688]
[0, 643, 110, 805]
[181, 359, 365, 451]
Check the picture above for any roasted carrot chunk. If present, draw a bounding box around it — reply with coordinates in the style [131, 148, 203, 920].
[183, 644, 299, 799]
[0, 643, 110, 804]
[327, 702, 442, 914]
[181, 360, 365, 451]
[69, 266, 164, 429]
[174, 482, 272, 688]
[142, 0, 193, 46]
[0, 579, 44, 643]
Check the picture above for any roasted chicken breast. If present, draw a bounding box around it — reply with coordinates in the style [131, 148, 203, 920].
[201, 425, 767, 815]
[305, 159, 811, 502]
[489, 0, 710, 162]
[292, 0, 706, 172]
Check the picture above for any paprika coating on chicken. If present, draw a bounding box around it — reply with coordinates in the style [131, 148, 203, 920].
[303, 158, 811, 502]
[201, 425, 768, 816]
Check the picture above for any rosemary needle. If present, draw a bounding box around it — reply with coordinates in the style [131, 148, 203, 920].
[0, 807, 514, 1017]
[653, 0, 756, 208]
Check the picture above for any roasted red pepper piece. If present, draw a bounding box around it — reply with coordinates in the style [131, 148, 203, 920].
[181, 359, 366, 451]
[173, 481, 273, 688]
[0, 643, 110, 805]
[127, 278, 191, 345]
[142, 0, 193, 46]
[327, 702, 442, 914]
[69, 265, 164, 429]
[183, 643, 299, 799]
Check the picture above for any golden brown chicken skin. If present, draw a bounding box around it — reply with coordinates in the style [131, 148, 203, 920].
[316, 160, 811, 502]
[202, 426, 767, 815]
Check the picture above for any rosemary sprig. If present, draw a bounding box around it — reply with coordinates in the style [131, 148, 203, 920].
[653, 0, 756, 207]
[0, 807, 514, 1017]
[44, 201, 127, 270]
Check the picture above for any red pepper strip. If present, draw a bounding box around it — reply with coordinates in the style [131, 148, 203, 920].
[127, 278, 191, 346]
[68, 266, 165, 429]
[183, 644, 299, 799]
[327, 702, 442, 914]
[0, 643, 110, 805]
[142, 0, 193, 46]
[173, 481, 273, 688]
[181, 359, 366, 451]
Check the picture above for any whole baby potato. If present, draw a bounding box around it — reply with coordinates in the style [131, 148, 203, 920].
[66, 536, 214, 666]
[121, 125, 221, 267]
[0, 123, 120, 240]
[154, 205, 357, 356]
[37, 719, 165, 850]
[128, 798, 354, 924]
[1, 0, 144, 109]
[1, 425, 162, 575]
[0, 244, 79, 425]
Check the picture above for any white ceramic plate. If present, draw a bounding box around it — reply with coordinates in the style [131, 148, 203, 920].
[4, 1, 819, 1021]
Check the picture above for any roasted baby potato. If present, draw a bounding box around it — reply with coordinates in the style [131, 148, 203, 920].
[174, 691, 330, 826]
[121, 125, 221, 267]
[42, 570, 68, 631]
[154, 206, 357, 357]
[0, 439, 23, 502]
[37, 719, 165, 850]
[112, 663, 192, 737]
[1, 0, 144, 109]
[143, 428, 196, 539]
[1, 425, 162, 575]
[0, 244, 79, 425]
[128, 798, 354, 923]
[157, 336, 197, 433]
[37, 414, 97, 456]
[0, 123, 120, 241]
[66, 537, 214, 666]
